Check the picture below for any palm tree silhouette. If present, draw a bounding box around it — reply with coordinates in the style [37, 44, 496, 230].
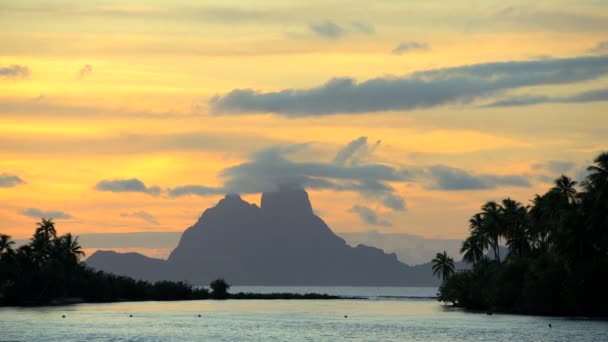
[584, 152, 608, 190]
[54, 233, 85, 263]
[501, 198, 529, 258]
[31, 218, 57, 265]
[0, 234, 15, 257]
[460, 230, 487, 264]
[432, 251, 455, 282]
[481, 201, 503, 262]
[553, 175, 578, 205]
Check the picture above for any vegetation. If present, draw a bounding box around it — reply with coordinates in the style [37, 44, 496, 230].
[436, 152, 608, 316]
[0, 219, 210, 305]
[431, 251, 455, 282]
[209, 278, 230, 299]
[0, 220, 340, 306]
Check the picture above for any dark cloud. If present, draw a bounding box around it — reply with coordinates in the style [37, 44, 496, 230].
[21, 208, 72, 220]
[351, 21, 375, 35]
[168, 185, 224, 197]
[532, 160, 576, 174]
[169, 139, 533, 209]
[120, 211, 159, 225]
[0, 65, 30, 79]
[210, 55, 608, 116]
[427, 165, 531, 191]
[349, 205, 392, 227]
[169, 141, 409, 211]
[78, 64, 93, 78]
[333, 136, 380, 166]
[309, 21, 345, 39]
[590, 41, 608, 54]
[382, 193, 406, 211]
[95, 178, 161, 196]
[483, 88, 608, 107]
[392, 41, 429, 55]
[0, 173, 25, 188]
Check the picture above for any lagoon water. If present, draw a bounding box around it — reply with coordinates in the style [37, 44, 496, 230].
[1, 287, 607, 341]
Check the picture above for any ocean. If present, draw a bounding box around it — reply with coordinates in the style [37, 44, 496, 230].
[1, 287, 606, 341]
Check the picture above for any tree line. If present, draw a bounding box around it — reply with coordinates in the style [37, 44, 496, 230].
[0, 219, 337, 305]
[432, 152, 608, 316]
[0, 219, 214, 305]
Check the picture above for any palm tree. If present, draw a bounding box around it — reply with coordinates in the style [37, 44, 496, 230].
[432, 251, 455, 282]
[584, 152, 608, 191]
[55, 233, 85, 262]
[35, 218, 57, 241]
[501, 198, 529, 259]
[553, 175, 578, 205]
[460, 230, 488, 264]
[481, 201, 503, 262]
[0, 234, 15, 257]
[31, 218, 57, 265]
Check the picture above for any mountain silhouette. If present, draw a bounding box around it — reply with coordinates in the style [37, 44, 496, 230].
[87, 188, 443, 285]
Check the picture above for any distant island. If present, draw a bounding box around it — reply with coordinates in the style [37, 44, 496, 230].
[0, 221, 339, 306]
[87, 188, 447, 286]
[433, 152, 608, 317]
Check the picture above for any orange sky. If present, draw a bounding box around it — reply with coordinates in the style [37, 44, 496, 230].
[1, 0, 608, 247]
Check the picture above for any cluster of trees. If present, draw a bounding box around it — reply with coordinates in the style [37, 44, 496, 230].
[0, 221, 337, 306]
[0, 219, 218, 306]
[433, 152, 608, 316]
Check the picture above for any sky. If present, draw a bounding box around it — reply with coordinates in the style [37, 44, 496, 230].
[1, 0, 608, 258]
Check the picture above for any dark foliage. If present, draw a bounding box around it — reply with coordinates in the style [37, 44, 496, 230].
[0, 219, 209, 306]
[209, 278, 230, 299]
[437, 152, 608, 316]
[0, 220, 341, 306]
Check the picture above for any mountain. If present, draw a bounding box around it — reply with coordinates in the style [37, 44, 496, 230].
[87, 188, 444, 286]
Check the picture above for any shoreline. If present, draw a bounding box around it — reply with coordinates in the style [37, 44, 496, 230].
[0, 292, 353, 308]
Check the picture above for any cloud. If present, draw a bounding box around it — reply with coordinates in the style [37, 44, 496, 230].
[168, 138, 530, 211]
[426, 165, 531, 190]
[210, 55, 608, 116]
[120, 211, 159, 225]
[309, 21, 345, 39]
[21, 208, 72, 220]
[0, 173, 25, 188]
[483, 88, 608, 107]
[333, 136, 380, 166]
[589, 41, 608, 54]
[0, 65, 30, 79]
[349, 205, 392, 227]
[169, 140, 409, 211]
[168, 185, 224, 197]
[392, 41, 429, 55]
[95, 178, 161, 196]
[532, 160, 576, 174]
[351, 21, 375, 34]
[382, 193, 406, 211]
[78, 64, 93, 78]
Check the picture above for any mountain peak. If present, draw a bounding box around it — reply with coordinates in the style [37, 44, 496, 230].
[260, 187, 313, 216]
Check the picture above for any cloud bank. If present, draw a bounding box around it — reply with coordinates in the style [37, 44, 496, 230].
[483, 88, 608, 107]
[426, 165, 530, 190]
[21, 208, 72, 220]
[167, 137, 530, 211]
[210, 55, 608, 116]
[392, 41, 429, 55]
[0, 173, 25, 188]
[0, 65, 30, 79]
[309, 21, 345, 39]
[349, 205, 392, 227]
[120, 211, 159, 225]
[95, 178, 161, 196]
